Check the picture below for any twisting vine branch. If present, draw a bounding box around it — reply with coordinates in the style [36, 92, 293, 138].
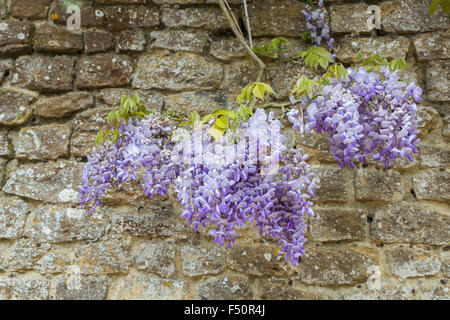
[242, 0, 253, 48]
[218, 0, 266, 82]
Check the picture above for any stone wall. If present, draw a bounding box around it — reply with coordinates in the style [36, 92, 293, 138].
[0, 0, 449, 300]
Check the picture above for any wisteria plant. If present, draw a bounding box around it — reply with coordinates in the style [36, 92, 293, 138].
[79, 1, 422, 266]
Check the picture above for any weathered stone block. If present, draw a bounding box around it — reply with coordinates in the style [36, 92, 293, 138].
[0, 89, 36, 126]
[309, 208, 366, 242]
[11, 56, 75, 93]
[164, 91, 225, 115]
[385, 245, 441, 279]
[313, 166, 349, 202]
[246, 0, 306, 37]
[180, 246, 224, 277]
[162, 7, 232, 32]
[30, 204, 106, 243]
[0, 195, 28, 239]
[223, 62, 258, 97]
[426, 62, 450, 102]
[116, 30, 146, 53]
[134, 242, 176, 278]
[196, 276, 253, 300]
[227, 245, 293, 277]
[111, 275, 188, 300]
[34, 92, 94, 119]
[84, 30, 115, 54]
[150, 30, 209, 54]
[336, 37, 410, 64]
[75, 241, 130, 275]
[3, 160, 83, 203]
[10, 0, 51, 20]
[419, 145, 450, 168]
[15, 125, 71, 160]
[413, 31, 449, 61]
[104, 6, 159, 31]
[50, 0, 105, 28]
[370, 203, 449, 245]
[380, 0, 449, 33]
[112, 212, 189, 240]
[0, 21, 33, 57]
[76, 54, 133, 89]
[34, 24, 83, 54]
[210, 37, 245, 61]
[330, 3, 371, 34]
[0, 130, 11, 157]
[299, 246, 379, 286]
[356, 170, 403, 202]
[259, 280, 319, 300]
[55, 276, 108, 300]
[6, 247, 70, 274]
[0, 279, 50, 300]
[71, 107, 113, 158]
[412, 170, 450, 202]
[133, 52, 222, 91]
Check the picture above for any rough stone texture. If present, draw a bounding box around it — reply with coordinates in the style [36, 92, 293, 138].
[30, 204, 106, 243]
[313, 166, 349, 202]
[413, 31, 450, 62]
[385, 245, 441, 279]
[71, 107, 113, 158]
[196, 276, 253, 300]
[370, 203, 449, 245]
[134, 242, 176, 278]
[330, 3, 371, 34]
[150, 30, 209, 54]
[15, 124, 71, 160]
[104, 6, 159, 31]
[112, 275, 188, 300]
[34, 92, 94, 119]
[133, 52, 222, 91]
[76, 54, 133, 89]
[75, 241, 130, 275]
[356, 170, 403, 202]
[336, 36, 410, 64]
[299, 246, 379, 286]
[380, 0, 449, 34]
[5, 247, 69, 274]
[426, 61, 450, 102]
[34, 24, 83, 54]
[180, 246, 224, 277]
[162, 7, 233, 32]
[227, 245, 293, 277]
[0, 0, 448, 300]
[246, 0, 306, 37]
[0, 89, 36, 126]
[412, 170, 450, 202]
[0, 195, 28, 239]
[84, 30, 115, 54]
[11, 55, 75, 92]
[0, 21, 33, 57]
[309, 208, 366, 242]
[55, 276, 108, 300]
[0, 279, 50, 300]
[10, 0, 51, 20]
[2, 161, 83, 203]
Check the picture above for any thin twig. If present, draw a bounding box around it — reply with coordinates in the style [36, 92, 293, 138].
[243, 0, 253, 48]
[218, 0, 266, 82]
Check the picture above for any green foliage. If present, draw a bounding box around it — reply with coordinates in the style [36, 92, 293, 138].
[291, 75, 317, 98]
[358, 52, 407, 73]
[252, 37, 291, 59]
[300, 47, 334, 70]
[96, 95, 153, 146]
[429, 0, 450, 15]
[237, 82, 275, 104]
[301, 31, 314, 44]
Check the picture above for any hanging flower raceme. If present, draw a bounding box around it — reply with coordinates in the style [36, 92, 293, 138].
[287, 66, 421, 168]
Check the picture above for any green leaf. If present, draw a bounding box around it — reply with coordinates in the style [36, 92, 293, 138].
[429, 0, 440, 15]
[209, 126, 225, 140]
[440, 0, 450, 13]
[300, 47, 333, 70]
[95, 131, 104, 146]
[215, 116, 228, 129]
[188, 111, 200, 124]
[201, 114, 215, 124]
[212, 109, 238, 119]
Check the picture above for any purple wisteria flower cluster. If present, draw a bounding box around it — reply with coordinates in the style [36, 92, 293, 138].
[287, 66, 422, 168]
[79, 109, 318, 266]
[302, 0, 335, 60]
